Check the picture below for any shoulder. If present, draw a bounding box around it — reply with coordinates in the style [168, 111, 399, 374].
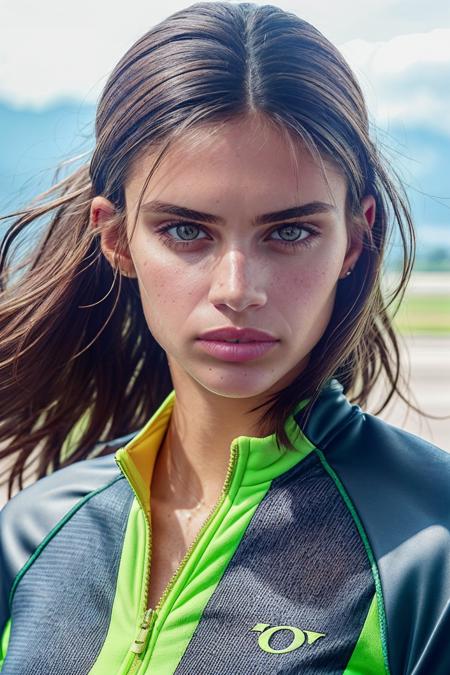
[322, 404, 450, 566]
[0, 449, 125, 634]
[0, 452, 122, 536]
[0, 429, 137, 558]
[303, 381, 450, 543]
[303, 379, 450, 507]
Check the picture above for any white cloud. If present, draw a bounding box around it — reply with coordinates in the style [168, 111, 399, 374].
[0, 0, 184, 108]
[340, 29, 450, 134]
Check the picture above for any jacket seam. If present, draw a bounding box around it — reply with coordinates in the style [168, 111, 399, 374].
[8, 473, 125, 610]
[314, 447, 391, 675]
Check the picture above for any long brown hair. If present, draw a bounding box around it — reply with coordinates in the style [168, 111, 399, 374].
[1, 1, 417, 500]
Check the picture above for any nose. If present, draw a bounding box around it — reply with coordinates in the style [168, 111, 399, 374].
[208, 248, 267, 313]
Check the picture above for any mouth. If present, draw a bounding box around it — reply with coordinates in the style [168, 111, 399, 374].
[196, 331, 279, 363]
[216, 338, 252, 343]
[198, 327, 278, 343]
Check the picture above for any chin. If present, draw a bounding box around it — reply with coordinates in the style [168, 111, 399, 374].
[192, 368, 285, 400]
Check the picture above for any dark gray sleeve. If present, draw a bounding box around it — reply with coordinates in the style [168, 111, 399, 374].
[0, 453, 122, 637]
[411, 601, 450, 674]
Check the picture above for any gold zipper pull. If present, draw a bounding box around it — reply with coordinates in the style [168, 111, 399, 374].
[130, 608, 155, 654]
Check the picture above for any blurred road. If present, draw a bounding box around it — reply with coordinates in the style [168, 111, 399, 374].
[367, 335, 450, 451]
[393, 272, 450, 295]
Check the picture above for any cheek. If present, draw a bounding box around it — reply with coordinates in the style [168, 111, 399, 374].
[139, 246, 212, 303]
[272, 261, 339, 312]
[135, 256, 201, 340]
[140, 257, 184, 301]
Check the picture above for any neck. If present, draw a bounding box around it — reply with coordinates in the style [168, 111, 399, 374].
[151, 366, 275, 511]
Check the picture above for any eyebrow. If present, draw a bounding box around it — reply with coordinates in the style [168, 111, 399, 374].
[140, 199, 337, 225]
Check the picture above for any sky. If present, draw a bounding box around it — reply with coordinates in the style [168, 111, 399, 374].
[1, 0, 450, 135]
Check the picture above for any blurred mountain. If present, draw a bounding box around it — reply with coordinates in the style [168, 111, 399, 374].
[1, 99, 449, 265]
[0, 99, 95, 214]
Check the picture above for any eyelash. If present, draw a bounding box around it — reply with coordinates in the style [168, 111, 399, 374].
[154, 221, 320, 251]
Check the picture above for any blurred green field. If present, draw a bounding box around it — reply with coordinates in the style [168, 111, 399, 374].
[392, 294, 450, 335]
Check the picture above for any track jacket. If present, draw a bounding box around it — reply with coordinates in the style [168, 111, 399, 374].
[0, 379, 449, 674]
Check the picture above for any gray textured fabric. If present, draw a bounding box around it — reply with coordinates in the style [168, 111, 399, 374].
[1, 475, 134, 674]
[175, 453, 374, 674]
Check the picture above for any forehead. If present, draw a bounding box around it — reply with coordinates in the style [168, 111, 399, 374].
[125, 117, 347, 212]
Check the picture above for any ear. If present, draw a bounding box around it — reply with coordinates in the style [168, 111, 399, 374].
[338, 194, 376, 279]
[90, 196, 137, 278]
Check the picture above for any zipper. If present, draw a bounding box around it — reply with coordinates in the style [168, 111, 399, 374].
[115, 439, 240, 674]
[130, 608, 155, 654]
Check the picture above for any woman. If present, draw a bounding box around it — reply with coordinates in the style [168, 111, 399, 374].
[0, 2, 448, 673]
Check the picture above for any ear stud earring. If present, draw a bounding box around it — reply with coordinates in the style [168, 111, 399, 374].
[120, 268, 136, 278]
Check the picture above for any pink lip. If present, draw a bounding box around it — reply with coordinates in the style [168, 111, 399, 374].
[196, 340, 278, 363]
[198, 327, 278, 342]
[196, 327, 279, 363]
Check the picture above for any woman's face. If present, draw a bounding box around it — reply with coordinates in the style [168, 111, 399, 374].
[99, 116, 374, 400]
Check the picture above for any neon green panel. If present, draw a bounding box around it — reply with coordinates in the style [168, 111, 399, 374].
[88, 498, 149, 675]
[343, 594, 389, 675]
[0, 618, 11, 670]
